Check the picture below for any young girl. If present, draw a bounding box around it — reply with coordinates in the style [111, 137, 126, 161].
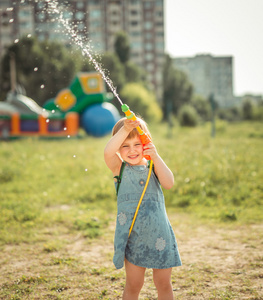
[104, 117, 181, 300]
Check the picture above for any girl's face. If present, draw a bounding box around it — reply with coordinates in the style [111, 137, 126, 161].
[119, 136, 144, 165]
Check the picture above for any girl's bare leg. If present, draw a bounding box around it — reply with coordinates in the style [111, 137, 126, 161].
[123, 259, 146, 300]
[153, 267, 174, 300]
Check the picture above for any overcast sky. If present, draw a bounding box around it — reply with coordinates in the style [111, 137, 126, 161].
[164, 0, 263, 96]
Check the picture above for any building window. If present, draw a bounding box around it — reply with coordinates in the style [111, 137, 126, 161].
[130, 9, 138, 15]
[156, 31, 164, 37]
[156, 42, 164, 49]
[37, 12, 45, 21]
[144, 21, 152, 30]
[90, 10, 101, 18]
[145, 52, 153, 61]
[144, 2, 152, 8]
[156, 21, 163, 27]
[90, 20, 101, 28]
[145, 32, 153, 39]
[146, 63, 154, 71]
[89, 0, 100, 4]
[145, 43, 153, 50]
[37, 2, 45, 9]
[131, 21, 138, 26]
[63, 11, 73, 19]
[131, 31, 141, 37]
[75, 11, 85, 20]
[77, 2, 84, 9]
[155, 0, 163, 6]
[131, 41, 142, 49]
[77, 23, 85, 30]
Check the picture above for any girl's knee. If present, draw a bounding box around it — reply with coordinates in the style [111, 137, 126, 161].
[154, 277, 172, 292]
[125, 277, 144, 294]
[153, 268, 173, 292]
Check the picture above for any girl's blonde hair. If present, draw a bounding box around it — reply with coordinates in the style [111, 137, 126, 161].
[112, 117, 152, 140]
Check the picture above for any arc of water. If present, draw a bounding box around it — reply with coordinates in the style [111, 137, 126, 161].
[46, 0, 123, 106]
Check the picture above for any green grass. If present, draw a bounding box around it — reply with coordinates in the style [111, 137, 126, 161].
[0, 120, 262, 299]
[0, 121, 262, 244]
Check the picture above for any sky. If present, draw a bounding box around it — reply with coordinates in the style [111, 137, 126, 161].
[164, 0, 263, 96]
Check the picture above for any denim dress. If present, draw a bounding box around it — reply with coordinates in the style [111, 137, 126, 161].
[113, 162, 182, 269]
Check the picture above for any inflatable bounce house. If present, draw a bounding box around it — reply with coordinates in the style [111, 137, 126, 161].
[0, 72, 120, 139]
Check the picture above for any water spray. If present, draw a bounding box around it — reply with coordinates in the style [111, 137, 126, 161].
[46, 0, 152, 159]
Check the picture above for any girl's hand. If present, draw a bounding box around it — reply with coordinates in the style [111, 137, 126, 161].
[123, 119, 140, 132]
[143, 142, 158, 160]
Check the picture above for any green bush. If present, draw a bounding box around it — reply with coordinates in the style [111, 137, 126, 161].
[253, 106, 263, 121]
[178, 104, 199, 127]
[242, 98, 255, 120]
[120, 83, 162, 123]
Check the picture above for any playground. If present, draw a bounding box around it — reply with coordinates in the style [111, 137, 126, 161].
[0, 72, 120, 139]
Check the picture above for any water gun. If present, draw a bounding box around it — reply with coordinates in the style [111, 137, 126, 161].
[121, 104, 151, 160]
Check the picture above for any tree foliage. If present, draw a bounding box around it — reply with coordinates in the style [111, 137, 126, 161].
[114, 31, 130, 64]
[191, 94, 211, 121]
[0, 37, 82, 105]
[0, 32, 162, 123]
[242, 97, 255, 120]
[178, 104, 199, 127]
[120, 83, 162, 123]
[162, 54, 193, 120]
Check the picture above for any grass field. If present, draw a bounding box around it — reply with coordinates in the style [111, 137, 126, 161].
[0, 121, 262, 299]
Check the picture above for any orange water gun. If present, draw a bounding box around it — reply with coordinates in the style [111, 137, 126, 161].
[121, 104, 151, 160]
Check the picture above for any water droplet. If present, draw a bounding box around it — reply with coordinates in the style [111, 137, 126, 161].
[27, 34, 32, 38]
[6, 7, 13, 11]
[64, 127, 67, 131]
[73, 155, 76, 158]
[40, 84, 45, 89]
[34, 67, 38, 71]
[51, 110, 55, 113]
[67, 135, 70, 138]
[9, 19, 14, 23]
[46, 119, 50, 123]
[85, 169, 88, 172]
[14, 39, 19, 44]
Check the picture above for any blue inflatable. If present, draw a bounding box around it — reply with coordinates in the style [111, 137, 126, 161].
[81, 102, 120, 137]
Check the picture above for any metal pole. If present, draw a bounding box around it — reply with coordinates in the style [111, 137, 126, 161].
[10, 52, 16, 92]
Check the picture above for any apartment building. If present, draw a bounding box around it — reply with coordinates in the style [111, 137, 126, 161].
[174, 54, 236, 107]
[0, 0, 165, 100]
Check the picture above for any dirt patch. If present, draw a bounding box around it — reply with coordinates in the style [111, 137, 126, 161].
[0, 214, 262, 299]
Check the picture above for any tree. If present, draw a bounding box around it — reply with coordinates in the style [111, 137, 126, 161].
[191, 94, 211, 121]
[114, 31, 130, 64]
[120, 83, 162, 123]
[178, 105, 199, 127]
[100, 52, 126, 93]
[124, 61, 147, 84]
[162, 54, 193, 120]
[0, 36, 81, 105]
[242, 97, 255, 120]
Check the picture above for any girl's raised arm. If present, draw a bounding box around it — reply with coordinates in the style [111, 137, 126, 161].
[104, 119, 141, 174]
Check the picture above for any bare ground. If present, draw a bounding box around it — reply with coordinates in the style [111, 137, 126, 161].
[0, 213, 262, 299]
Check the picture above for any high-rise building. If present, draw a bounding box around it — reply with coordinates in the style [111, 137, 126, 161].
[173, 54, 236, 107]
[0, 0, 165, 100]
